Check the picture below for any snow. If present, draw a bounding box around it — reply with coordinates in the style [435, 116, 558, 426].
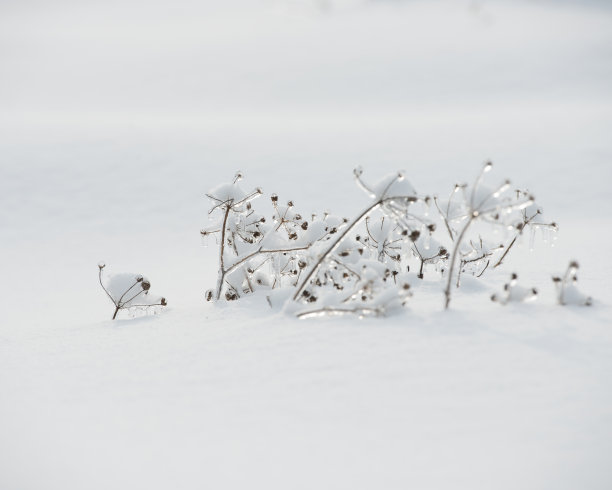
[1, 0, 612, 489]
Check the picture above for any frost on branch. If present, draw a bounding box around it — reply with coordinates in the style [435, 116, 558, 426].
[552, 261, 593, 306]
[98, 263, 167, 320]
[491, 273, 537, 305]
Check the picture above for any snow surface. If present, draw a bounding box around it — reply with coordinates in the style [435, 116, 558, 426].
[1, 0, 612, 489]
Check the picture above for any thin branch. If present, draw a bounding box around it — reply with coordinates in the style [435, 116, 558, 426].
[353, 168, 376, 198]
[444, 215, 474, 309]
[433, 196, 454, 241]
[98, 267, 115, 305]
[214, 203, 233, 300]
[493, 235, 517, 268]
[476, 260, 490, 278]
[120, 288, 146, 307]
[116, 280, 141, 306]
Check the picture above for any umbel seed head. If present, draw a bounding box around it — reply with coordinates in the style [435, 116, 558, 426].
[98, 261, 106, 270]
[141, 280, 151, 291]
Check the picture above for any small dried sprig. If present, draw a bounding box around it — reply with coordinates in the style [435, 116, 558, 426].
[98, 263, 167, 320]
[410, 228, 448, 279]
[491, 273, 537, 305]
[456, 237, 503, 287]
[494, 201, 557, 268]
[552, 261, 592, 306]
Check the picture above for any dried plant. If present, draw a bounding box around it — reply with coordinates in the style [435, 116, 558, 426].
[494, 199, 557, 269]
[436, 162, 535, 309]
[201, 164, 575, 318]
[288, 169, 419, 317]
[491, 273, 538, 305]
[98, 263, 167, 320]
[552, 261, 592, 306]
[202, 171, 347, 302]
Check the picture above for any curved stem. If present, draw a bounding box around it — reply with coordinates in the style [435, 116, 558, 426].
[494, 235, 517, 268]
[292, 200, 384, 301]
[444, 215, 474, 310]
[98, 268, 115, 305]
[214, 203, 233, 300]
[291, 195, 411, 302]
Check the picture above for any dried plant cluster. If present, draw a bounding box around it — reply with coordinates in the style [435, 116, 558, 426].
[202, 163, 593, 318]
[98, 263, 167, 320]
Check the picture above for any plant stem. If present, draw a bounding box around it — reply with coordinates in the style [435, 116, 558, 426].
[292, 199, 385, 301]
[214, 203, 233, 300]
[292, 195, 414, 302]
[444, 215, 474, 310]
[494, 235, 517, 268]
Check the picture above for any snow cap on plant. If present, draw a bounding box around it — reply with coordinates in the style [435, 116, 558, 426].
[98, 264, 167, 319]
